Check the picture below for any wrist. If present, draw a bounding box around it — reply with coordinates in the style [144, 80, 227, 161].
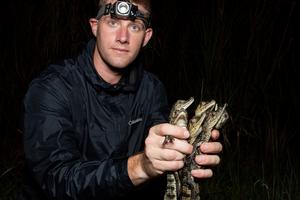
[128, 152, 157, 185]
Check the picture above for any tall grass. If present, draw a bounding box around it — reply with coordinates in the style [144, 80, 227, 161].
[151, 0, 298, 199]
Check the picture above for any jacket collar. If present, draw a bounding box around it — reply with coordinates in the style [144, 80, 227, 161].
[77, 39, 143, 93]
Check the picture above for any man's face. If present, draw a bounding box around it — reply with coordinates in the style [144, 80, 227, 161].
[90, 0, 152, 69]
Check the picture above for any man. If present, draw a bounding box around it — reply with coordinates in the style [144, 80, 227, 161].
[19, 0, 223, 199]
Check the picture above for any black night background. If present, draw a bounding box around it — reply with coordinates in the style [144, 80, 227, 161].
[0, 0, 298, 199]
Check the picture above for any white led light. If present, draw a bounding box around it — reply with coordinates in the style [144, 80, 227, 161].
[117, 2, 130, 14]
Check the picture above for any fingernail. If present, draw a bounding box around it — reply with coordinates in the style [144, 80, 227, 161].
[184, 130, 189, 138]
[201, 143, 208, 151]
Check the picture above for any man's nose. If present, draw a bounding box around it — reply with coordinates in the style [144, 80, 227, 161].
[116, 25, 129, 44]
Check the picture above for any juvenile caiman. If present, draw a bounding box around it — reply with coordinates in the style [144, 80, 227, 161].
[163, 97, 229, 200]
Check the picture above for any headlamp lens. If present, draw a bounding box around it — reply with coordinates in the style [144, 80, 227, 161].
[117, 2, 130, 15]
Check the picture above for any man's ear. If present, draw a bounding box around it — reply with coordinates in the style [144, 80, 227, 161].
[142, 28, 153, 47]
[89, 18, 98, 37]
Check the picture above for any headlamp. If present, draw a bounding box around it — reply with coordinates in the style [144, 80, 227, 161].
[96, 0, 151, 28]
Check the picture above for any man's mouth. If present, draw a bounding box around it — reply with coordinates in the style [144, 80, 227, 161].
[112, 48, 129, 53]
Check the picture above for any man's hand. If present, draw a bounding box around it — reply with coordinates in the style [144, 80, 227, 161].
[128, 123, 192, 185]
[143, 123, 193, 175]
[128, 125, 223, 185]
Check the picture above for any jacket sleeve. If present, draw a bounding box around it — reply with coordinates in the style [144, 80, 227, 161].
[23, 78, 135, 199]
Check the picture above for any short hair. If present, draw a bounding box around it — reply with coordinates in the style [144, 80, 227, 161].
[98, 0, 151, 16]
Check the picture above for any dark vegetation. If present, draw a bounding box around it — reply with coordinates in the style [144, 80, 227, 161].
[0, 0, 298, 199]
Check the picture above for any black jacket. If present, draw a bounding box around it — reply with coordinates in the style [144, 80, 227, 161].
[19, 39, 169, 200]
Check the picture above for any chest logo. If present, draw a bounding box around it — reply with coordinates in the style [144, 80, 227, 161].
[128, 117, 143, 125]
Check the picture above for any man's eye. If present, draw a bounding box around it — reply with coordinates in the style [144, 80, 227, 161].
[129, 23, 144, 32]
[107, 20, 119, 27]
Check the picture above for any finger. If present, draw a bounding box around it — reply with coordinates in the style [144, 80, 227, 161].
[151, 123, 189, 139]
[151, 159, 185, 172]
[194, 154, 221, 166]
[211, 129, 220, 140]
[199, 142, 223, 154]
[191, 168, 213, 178]
[162, 138, 193, 155]
[150, 148, 187, 161]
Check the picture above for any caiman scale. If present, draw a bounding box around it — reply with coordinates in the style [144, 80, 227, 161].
[163, 97, 229, 200]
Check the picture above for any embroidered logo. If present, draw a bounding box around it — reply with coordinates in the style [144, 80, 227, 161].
[128, 118, 143, 125]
